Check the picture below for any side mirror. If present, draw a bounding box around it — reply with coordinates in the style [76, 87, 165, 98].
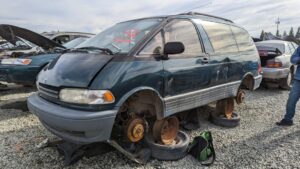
[164, 42, 185, 55]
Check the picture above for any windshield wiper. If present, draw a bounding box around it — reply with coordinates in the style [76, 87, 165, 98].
[76, 46, 114, 55]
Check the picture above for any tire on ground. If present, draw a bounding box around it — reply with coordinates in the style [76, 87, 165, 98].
[144, 130, 190, 161]
[279, 72, 293, 90]
[211, 112, 240, 128]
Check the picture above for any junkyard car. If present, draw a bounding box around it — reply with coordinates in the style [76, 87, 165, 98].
[256, 40, 298, 89]
[28, 13, 262, 148]
[42, 31, 94, 44]
[0, 25, 92, 85]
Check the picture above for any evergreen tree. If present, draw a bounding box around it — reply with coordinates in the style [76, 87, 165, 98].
[260, 30, 265, 40]
[283, 30, 287, 37]
[289, 27, 295, 37]
[295, 27, 300, 39]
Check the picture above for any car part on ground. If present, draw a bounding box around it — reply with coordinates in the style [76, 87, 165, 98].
[211, 112, 240, 128]
[236, 89, 246, 105]
[145, 130, 190, 161]
[211, 98, 240, 127]
[153, 117, 179, 145]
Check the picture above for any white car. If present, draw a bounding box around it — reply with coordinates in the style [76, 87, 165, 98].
[256, 40, 298, 89]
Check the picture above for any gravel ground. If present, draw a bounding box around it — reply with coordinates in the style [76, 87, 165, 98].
[0, 85, 299, 169]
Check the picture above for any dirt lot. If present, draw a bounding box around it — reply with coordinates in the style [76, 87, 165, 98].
[0, 85, 299, 169]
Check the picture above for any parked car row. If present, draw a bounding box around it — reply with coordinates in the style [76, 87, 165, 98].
[0, 12, 298, 163]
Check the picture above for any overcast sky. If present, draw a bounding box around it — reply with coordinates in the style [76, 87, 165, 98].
[0, 0, 299, 37]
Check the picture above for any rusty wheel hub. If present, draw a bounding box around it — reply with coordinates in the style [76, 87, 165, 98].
[236, 89, 245, 105]
[225, 98, 234, 119]
[125, 117, 145, 142]
[153, 117, 179, 145]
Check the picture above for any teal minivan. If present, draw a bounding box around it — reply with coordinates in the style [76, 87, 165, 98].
[28, 13, 262, 147]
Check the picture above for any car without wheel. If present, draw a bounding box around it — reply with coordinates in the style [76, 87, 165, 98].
[256, 40, 298, 89]
[27, 12, 262, 160]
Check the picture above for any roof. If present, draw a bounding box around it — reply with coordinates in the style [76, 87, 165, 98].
[256, 40, 290, 45]
[121, 12, 234, 25]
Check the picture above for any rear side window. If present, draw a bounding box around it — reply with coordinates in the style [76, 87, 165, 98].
[231, 26, 256, 52]
[164, 20, 202, 57]
[201, 21, 238, 53]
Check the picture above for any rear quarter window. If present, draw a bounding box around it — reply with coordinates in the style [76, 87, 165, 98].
[231, 26, 256, 52]
[201, 21, 238, 54]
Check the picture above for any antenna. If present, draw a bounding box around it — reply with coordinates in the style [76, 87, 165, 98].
[275, 17, 280, 36]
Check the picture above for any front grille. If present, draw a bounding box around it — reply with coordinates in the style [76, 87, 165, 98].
[38, 83, 60, 103]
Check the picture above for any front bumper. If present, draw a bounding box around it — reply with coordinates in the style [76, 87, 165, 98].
[0, 65, 40, 84]
[262, 67, 289, 79]
[27, 93, 118, 144]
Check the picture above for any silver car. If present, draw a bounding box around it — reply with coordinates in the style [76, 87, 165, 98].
[256, 40, 298, 89]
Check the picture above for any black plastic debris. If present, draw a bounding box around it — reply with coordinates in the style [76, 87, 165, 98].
[52, 140, 113, 166]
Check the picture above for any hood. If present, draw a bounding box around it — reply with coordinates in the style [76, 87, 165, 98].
[0, 24, 65, 50]
[38, 53, 113, 87]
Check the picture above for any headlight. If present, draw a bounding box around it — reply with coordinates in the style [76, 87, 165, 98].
[59, 89, 115, 104]
[1, 58, 32, 65]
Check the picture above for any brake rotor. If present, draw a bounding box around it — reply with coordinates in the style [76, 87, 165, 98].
[124, 117, 145, 143]
[236, 89, 245, 105]
[153, 116, 179, 145]
[225, 98, 234, 119]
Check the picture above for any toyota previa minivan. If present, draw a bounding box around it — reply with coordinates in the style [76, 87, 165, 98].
[28, 12, 262, 149]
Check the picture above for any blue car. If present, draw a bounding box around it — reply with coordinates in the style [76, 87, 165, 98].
[0, 24, 91, 85]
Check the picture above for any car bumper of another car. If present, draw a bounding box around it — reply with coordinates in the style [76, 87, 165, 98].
[254, 75, 263, 90]
[27, 93, 118, 144]
[0, 65, 41, 84]
[261, 67, 289, 79]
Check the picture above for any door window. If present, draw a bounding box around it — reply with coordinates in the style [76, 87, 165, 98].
[202, 21, 238, 53]
[164, 20, 202, 57]
[139, 32, 163, 55]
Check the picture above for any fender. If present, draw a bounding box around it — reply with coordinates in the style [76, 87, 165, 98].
[115, 86, 166, 119]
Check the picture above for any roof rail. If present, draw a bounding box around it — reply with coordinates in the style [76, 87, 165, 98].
[178, 12, 233, 23]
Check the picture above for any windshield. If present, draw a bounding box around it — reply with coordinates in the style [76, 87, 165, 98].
[63, 37, 88, 49]
[77, 18, 162, 54]
[256, 43, 285, 54]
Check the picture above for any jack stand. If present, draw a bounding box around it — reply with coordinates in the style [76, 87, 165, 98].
[48, 140, 113, 166]
[107, 140, 151, 164]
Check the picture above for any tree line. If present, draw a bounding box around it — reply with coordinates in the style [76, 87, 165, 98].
[260, 27, 300, 44]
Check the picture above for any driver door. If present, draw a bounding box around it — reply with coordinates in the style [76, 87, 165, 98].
[162, 19, 213, 97]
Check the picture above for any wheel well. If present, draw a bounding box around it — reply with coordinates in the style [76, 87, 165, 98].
[118, 90, 164, 120]
[241, 74, 255, 90]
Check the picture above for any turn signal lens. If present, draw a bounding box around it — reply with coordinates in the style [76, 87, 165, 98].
[103, 91, 115, 103]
